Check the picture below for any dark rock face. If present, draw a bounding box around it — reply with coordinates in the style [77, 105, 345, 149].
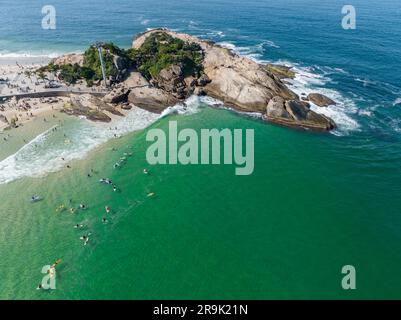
[265, 96, 291, 119]
[64, 95, 112, 122]
[264, 64, 296, 80]
[127, 87, 178, 114]
[103, 87, 130, 104]
[155, 65, 187, 99]
[265, 97, 336, 131]
[91, 96, 124, 116]
[307, 93, 337, 107]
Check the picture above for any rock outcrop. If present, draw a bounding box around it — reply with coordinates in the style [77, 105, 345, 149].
[264, 64, 296, 80]
[106, 71, 179, 114]
[264, 96, 336, 131]
[132, 29, 297, 113]
[130, 29, 336, 131]
[155, 65, 188, 99]
[52, 54, 84, 67]
[64, 95, 111, 122]
[103, 87, 131, 104]
[307, 93, 337, 107]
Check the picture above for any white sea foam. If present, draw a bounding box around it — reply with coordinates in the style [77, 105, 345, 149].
[287, 73, 360, 135]
[217, 41, 360, 136]
[0, 51, 61, 59]
[161, 95, 204, 117]
[393, 98, 401, 106]
[0, 107, 160, 185]
[218, 39, 278, 61]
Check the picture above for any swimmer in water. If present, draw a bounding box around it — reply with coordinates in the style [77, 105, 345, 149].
[74, 224, 84, 229]
[105, 206, 111, 213]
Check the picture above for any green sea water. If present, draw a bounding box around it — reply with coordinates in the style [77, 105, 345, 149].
[1, 107, 401, 299]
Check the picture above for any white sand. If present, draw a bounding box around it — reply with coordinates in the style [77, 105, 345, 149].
[0, 60, 107, 131]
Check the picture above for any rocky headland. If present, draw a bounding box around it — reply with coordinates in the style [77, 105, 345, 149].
[33, 28, 337, 131]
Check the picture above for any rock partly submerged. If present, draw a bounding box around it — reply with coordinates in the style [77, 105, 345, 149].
[63, 94, 112, 122]
[307, 93, 337, 107]
[264, 96, 336, 131]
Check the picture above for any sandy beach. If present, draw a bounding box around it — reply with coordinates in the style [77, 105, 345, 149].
[0, 60, 111, 132]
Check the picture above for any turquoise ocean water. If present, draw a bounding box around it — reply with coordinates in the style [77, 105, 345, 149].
[1, 0, 401, 299]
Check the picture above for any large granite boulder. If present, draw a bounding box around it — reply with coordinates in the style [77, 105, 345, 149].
[156, 65, 187, 99]
[307, 93, 337, 107]
[265, 97, 336, 131]
[264, 64, 296, 79]
[201, 44, 298, 113]
[52, 54, 84, 67]
[128, 87, 178, 113]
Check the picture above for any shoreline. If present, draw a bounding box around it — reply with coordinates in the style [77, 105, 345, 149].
[0, 58, 109, 132]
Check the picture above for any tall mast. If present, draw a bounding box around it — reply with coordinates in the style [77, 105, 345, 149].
[95, 42, 107, 88]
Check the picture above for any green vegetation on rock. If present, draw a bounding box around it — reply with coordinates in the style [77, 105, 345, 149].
[127, 32, 204, 80]
[37, 34, 204, 86]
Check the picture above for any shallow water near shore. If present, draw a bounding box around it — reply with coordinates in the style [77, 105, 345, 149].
[1, 107, 401, 299]
[1, 0, 401, 299]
